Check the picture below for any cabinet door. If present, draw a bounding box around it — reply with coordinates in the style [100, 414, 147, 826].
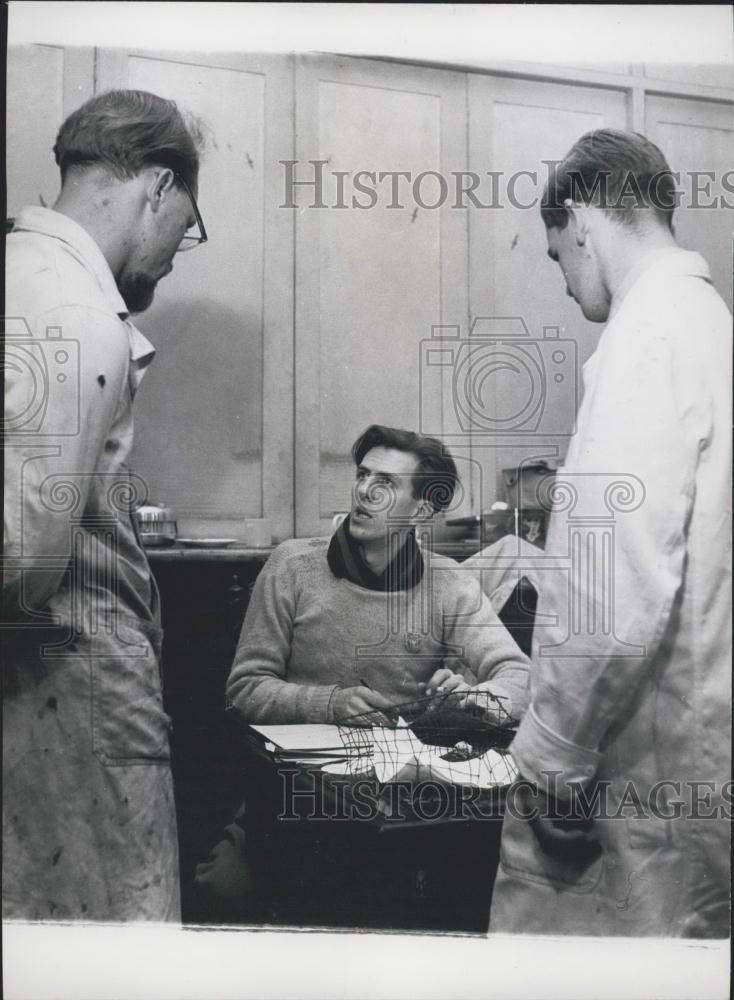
[645, 95, 733, 312]
[467, 75, 627, 503]
[293, 55, 469, 536]
[95, 50, 294, 542]
[643, 64, 734, 93]
[6, 45, 95, 218]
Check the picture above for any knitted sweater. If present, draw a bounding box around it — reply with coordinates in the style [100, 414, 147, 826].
[226, 537, 530, 724]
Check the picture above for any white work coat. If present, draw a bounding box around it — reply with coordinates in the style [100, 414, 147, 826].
[3, 208, 180, 921]
[490, 248, 731, 937]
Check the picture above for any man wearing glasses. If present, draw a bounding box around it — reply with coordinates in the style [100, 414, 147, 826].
[3, 89, 205, 922]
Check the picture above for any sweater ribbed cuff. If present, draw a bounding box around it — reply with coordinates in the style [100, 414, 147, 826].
[324, 685, 341, 724]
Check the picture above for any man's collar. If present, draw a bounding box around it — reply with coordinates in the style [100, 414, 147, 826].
[327, 514, 424, 591]
[126, 321, 156, 377]
[609, 246, 712, 321]
[13, 206, 130, 319]
[14, 206, 156, 379]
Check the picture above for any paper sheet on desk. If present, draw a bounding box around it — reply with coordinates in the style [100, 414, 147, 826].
[250, 723, 344, 751]
[427, 748, 518, 787]
[371, 718, 418, 781]
[249, 723, 349, 763]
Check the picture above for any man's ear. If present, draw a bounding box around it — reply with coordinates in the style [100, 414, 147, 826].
[147, 168, 176, 213]
[564, 199, 591, 247]
[413, 499, 435, 523]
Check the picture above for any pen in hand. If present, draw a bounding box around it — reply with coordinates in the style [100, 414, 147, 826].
[360, 678, 398, 727]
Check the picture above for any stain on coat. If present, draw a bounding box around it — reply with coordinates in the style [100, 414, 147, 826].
[51, 848, 62, 866]
[98, 374, 106, 387]
[37, 696, 58, 720]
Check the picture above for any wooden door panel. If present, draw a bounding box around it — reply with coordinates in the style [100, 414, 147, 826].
[294, 55, 469, 536]
[468, 75, 628, 503]
[6, 45, 94, 218]
[646, 95, 733, 311]
[95, 50, 294, 541]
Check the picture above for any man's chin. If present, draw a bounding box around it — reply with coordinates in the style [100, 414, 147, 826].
[349, 517, 375, 540]
[118, 275, 158, 315]
[579, 296, 611, 324]
[582, 306, 610, 324]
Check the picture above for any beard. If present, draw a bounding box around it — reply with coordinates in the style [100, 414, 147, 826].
[118, 272, 158, 315]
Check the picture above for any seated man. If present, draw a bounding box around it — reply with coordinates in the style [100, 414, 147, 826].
[195, 425, 530, 921]
[196, 425, 528, 921]
[226, 423, 530, 725]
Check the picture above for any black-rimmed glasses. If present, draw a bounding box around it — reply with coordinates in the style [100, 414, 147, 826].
[175, 174, 208, 252]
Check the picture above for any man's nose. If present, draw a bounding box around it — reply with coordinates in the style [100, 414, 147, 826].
[356, 477, 373, 502]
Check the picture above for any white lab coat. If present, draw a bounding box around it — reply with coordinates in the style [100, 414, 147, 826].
[490, 248, 732, 937]
[3, 208, 180, 921]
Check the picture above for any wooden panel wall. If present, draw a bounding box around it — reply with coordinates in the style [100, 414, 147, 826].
[294, 56, 469, 535]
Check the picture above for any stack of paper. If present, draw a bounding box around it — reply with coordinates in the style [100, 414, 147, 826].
[250, 721, 516, 788]
[251, 723, 343, 752]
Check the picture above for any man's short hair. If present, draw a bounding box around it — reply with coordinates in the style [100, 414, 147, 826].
[53, 89, 203, 189]
[541, 129, 677, 231]
[352, 425, 458, 514]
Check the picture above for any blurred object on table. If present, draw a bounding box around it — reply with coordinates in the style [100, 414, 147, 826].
[134, 501, 178, 547]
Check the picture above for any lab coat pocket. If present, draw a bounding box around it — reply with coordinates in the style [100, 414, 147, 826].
[91, 619, 172, 765]
[499, 800, 604, 893]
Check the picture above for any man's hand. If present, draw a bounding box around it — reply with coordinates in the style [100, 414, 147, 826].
[517, 783, 602, 865]
[330, 686, 398, 727]
[422, 668, 471, 697]
[422, 672, 511, 724]
[459, 680, 512, 724]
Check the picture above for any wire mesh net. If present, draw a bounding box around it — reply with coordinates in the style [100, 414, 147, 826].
[335, 690, 518, 787]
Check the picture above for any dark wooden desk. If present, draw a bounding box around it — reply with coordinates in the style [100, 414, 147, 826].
[231, 725, 506, 933]
[147, 550, 269, 920]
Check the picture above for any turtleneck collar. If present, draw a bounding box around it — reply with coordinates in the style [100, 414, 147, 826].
[327, 514, 424, 591]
